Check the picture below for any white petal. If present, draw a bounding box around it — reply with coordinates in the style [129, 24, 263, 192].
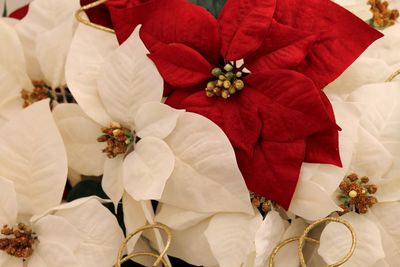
[34, 242, 80, 267]
[122, 193, 147, 252]
[35, 21, 73, 88]
[15, 0, 79, 81]
[53, 104, 106, 176]
[123, 137, 175, 200]
[0, 100, 67, 215]
[0, 20, 26, 78]
[351, 127, 392, 181]
[318, 212, 385, 267]
[102, 156, 124, 208]
[97, 25, 163, 126]
[254, 209, 286, 267]
[65, 23, 117, 125]
[52, 198, 124, 267]
[155, 204, 212, 230]
[165, 218, 218, 266]
[376, 178, 400, 202]
[205, 213, 262, 267]
[33, 214, 82, 251]
[2, 256, 22, 267]
[0, 176, 17, 227]
[289, 180, 341, 221]
[367, 202, 400, 266]
[162, 112, 253, 214]
[135, 102, 184, 139]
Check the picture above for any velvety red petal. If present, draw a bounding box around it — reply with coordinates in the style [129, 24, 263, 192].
[9, 4, 29, 19]
[107, 0, 220, 64]
[246, 0, 383, 89]
[245, 70, 338, 141]
[237, 139, 306, 209]
[148, 43, 212, 88]
[80, 0, 113, 29]
[304, 91, 342, 166]
[180, 91, 262, 155]
[218, 0, 275, 61]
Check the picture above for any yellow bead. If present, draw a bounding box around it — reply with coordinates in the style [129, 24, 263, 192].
[348, 190, 358, 198]
[223, 80, 231, 89]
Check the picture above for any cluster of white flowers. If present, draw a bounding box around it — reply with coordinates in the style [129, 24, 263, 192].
[0, 0, 399, 266]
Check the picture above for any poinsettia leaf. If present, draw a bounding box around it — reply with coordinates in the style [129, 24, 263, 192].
[106, 0, 220, 63]
[135, 102, 184, 140]
[52, 103, 106, 176]
[205, 213, 262, 267]
[0, 20, 26, 76]
[97, 25, 163, 127]
[123, 137, 175, 201]
[368, 202, 400, 266]
[148, 43, 212, 88]
[161, 112, 253, 214]
[319, 212, 385, 267]
[0, 176, 17, 226]
[51, 198, 124, 267]
[102, 156, 124, 209]
[245, 0, 383, 89]
[0, 100, 67, 216]
[66, 23, 117, 126]
[218, 0, 275, 60]
[15, 0, 79, 81]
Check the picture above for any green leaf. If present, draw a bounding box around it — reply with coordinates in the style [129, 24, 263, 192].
[2, 0, 7, 17]
[188, 0, 227, 18]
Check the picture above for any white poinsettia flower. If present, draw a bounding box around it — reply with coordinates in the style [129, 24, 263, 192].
[56, 22, 166, 204]
[0, 0, 79, 125]
[0, 100, 124, 267]
[293, 81, 400, 266]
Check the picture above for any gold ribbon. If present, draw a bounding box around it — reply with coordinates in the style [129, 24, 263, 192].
[386, 69, 400, 82]
[75, 0, 115, 33]
[115, 223, 172, 267]
[269, 217, 356, 267]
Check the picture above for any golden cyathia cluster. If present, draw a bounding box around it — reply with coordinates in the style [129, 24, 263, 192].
[205, 64, 245, 99]
[337, 173, 378, 214]
[21, 80, 50, 108]
[0, 223, 36, 258]
[368, 0, 399, 29]
[97, 122, 134, 158]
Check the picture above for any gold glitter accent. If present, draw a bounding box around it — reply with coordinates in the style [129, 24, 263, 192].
[115, 223, 171, 267]
[0, 224, 36, 259]
[337, 174, 378, 214]
[97, 122, 135, 158]
[205, 64, 245, 99]
[75, 0, 115, 34]
[368, 0, 399, 29]
[269, 217, 357, 267]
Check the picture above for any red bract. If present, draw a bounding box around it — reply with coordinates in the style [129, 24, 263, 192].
[85, 0, 382, 208]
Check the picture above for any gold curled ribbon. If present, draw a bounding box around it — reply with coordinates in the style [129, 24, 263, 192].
[115, 223, 172, 267]
[75, 0, 115, 33]
[385, 69, 400, 82]
[269, 217, 357, 267]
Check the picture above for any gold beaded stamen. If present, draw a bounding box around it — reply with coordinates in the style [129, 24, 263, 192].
[205, 63, 245, 99]
[337, 173, 378, 214]
[0, 223, 36, 259]
[368, 0, 399, 29]
[97, 122, 135, 158]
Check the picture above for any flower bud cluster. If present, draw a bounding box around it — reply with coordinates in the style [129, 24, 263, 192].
[0, 223, 36, 258]
[250, 192, 273, 215]
[21, 80, 51, 108]
[337, 173, 378, 214]
[368, 0, 399, 29]
[205, 64, 245, 99]
[97, 122, 134, 158]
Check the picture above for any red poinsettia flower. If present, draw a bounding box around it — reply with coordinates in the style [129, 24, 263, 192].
[82, 0, 382, 208]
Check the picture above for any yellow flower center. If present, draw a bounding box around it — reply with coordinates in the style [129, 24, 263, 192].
[97, 122, 135, 158]
[205, 64, 245, 99]
[0, 223, 36, 259]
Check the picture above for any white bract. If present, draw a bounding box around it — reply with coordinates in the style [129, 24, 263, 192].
[0, 100, 123, 267]
[0, 0, 80, 125]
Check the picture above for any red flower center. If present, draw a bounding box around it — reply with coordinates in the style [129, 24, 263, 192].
[205, 63, 245, 99]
